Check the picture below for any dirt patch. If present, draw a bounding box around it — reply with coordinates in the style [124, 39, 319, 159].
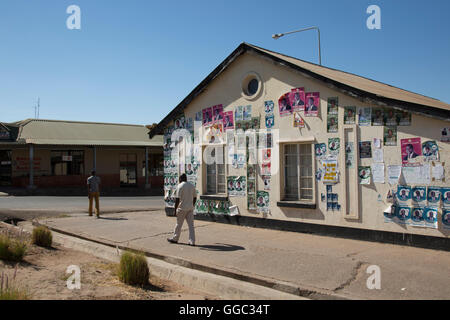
[0, 224, 218, 300]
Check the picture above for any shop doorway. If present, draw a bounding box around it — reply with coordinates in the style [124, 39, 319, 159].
[0, 150, 12, 186]
[119, 153, 137, 187]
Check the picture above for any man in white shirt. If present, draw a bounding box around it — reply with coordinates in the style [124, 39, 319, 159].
[167, 173, 197, 246]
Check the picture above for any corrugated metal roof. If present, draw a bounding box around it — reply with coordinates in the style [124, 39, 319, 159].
[5, 119, 163, 146]
[150, 42, 450, 136]
[247, 43, 450, 112]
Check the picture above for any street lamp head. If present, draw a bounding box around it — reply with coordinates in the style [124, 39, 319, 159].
[272, 33, 284, 40]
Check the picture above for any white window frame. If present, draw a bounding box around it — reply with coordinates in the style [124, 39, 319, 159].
[204, 145, 226, 195]
[281, 143, 315, 203]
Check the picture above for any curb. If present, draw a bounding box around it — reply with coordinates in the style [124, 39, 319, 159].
[30, 220, 354, 300]
[1, 221, 305, 300]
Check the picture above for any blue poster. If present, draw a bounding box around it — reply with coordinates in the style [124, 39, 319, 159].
[411, 207, 424, 222]
[265, 114, 274, 128]
[441, 188, 450, 207]
[264, 101, 274, 113]
[411, 186, 426, 203]
[396, 206, 411, 222]
[424, 207, 438, 223]
[397, 185, 411, 203]
[427, 187, 441, 206]
[443, 209, 450, 228]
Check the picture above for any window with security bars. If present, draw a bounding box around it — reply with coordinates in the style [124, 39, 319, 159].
[283, 144, 313, 201]
[206, 146, 226, 194]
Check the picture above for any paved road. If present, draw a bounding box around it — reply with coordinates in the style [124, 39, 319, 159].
[0, 196, 164, 221]
[39, 210, 450, 300]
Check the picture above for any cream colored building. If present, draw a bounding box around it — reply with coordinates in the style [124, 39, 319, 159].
[151, 43, 450, 240]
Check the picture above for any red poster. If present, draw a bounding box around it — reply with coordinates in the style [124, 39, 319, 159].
[278, 93, 292, 117]
[401, 138, 422, 166]
[305, 92, 320, 117]
[202, 107, 213, 126]
[212, 104, 224, 123]
[223, 111, 234, 130]
[289, 87, 305, 112]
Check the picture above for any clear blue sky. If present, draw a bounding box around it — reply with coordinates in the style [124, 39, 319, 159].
[1, 0, 449, 125]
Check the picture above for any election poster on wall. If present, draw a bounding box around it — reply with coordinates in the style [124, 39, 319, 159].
[278, 93, 292, 117]
[305, 92, 320, 117]
[256, 191, 270, 214]
[290, 88, 305, 112]
[401, 138, 422, 166]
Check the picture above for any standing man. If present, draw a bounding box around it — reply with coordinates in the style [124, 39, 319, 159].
[167, 173, 197, 246]
[87, 170, 101, 218]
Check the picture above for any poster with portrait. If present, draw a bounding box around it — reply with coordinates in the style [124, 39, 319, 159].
[328, 138, 340, 156]
[411, 186, 426, 205]
[345, 142, 355, 168]
[265, 113, 275, 129]
[250, 117, 260, 130]
[174, 116, 185, 130]
[327, 115, 338, 133]
[343, 106, 356, 125]
[315, 143, 327, 160]
[411, 207, 425, 225]
[195, 199, 209, 214]
[195, 111, 203, 123]
[427, 187, 441, 206]
[359, 141, 372, 159]
[397, 185, 411, 204]
[235, 106, 244, 121]
[397, 111, 411, 126]
[243, 105, 252, 121]
[443, 209, 450, 229]
[358, 107, 371, 126]
[294, 112, 305, 128]
[384, 108, 397, 126]
[212, 104, 223, 123]
[401, 138, 422, 166]
[264, 100, 274, 114]
[396, 206, 411, 223]
[327, 97, 339, 115]
[442, 188, 450, 208]
[247, 195, 256, 210]
[222, 111, 234, 131]
[371, 108, 384, 126]
[358, 166, 371, 185]
[305, 92, 320, 117]
[422, 141, 439, 161]
[256, 191, 270, 213]
[290, 88, 305, 112]
[204, 122, 224, 144]
[441, 128, 450, 142]
[424, 207, 438, 228]
[247, 180, 255, 195]
[202, 107, 213, 126]
[383, 126, 397, 146]
[247, 165, 256, 180]
[278, 93, 292, 117]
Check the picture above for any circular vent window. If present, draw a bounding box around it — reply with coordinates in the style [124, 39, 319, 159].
[241, 73, 262, 100]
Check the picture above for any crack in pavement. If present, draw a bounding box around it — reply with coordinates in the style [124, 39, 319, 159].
[333, 261, 367, 292]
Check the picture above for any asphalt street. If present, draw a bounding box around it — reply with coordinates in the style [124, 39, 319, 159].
[0, 196, 164, 221]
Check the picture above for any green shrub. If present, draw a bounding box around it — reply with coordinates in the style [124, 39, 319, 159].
[0, 234, 27, 262]
[118, 251, 149, 286]
[32, 226, 53, 248]
[0, 268, 30, 300]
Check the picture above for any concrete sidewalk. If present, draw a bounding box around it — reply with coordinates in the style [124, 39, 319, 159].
[38, 210, 450, 300]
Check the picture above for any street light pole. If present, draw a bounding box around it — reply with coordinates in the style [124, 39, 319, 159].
[272, 26, 322, 65]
